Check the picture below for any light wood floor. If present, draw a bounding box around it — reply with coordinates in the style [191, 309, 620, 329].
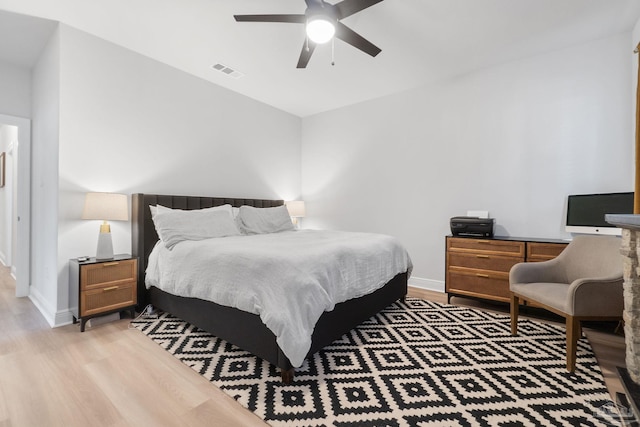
[0, 267, 626, 426]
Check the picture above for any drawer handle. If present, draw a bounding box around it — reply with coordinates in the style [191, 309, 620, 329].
[476, 254, 490, 259]
[476, 273, 490, 278]
[101, 262, 120, 267]
[103, 286, 119, 292]
[477, 241, 490, 244]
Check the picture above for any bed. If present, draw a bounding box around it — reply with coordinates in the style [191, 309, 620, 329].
[131, 193, 409, 382]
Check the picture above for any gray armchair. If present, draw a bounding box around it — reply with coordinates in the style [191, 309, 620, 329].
[509, 234, 623, 372]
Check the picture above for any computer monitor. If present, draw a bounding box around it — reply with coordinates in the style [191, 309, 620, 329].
[565, 192, 634, 235]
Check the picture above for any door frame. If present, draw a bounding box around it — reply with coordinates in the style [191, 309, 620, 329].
[0, 114, 31, 297]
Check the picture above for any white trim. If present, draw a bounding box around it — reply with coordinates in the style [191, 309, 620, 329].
[0, 114, 30, 298]
[28, 286, 55, 327]
[408, 276, 444, 293]
[2, 249, 17, 281]
[29, 295, 73, 328]
[54, 310, 74, 327]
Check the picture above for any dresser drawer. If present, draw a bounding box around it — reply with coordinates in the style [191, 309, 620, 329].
[81, 259, 137, 290]
[447, 252, 522, 272]
[446, 269, 511, 302]
[445, 236, 567, 304]
[447, 237, 525, 257]
[526, 242, 567, 262]
[80, 282, 136, 317]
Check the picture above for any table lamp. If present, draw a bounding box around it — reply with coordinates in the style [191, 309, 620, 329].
[286, 200, 306, 228]
[82, 192, 128, 259]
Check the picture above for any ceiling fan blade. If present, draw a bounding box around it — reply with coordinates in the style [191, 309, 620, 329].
[234, 14, 306, 23]
[335, 22, 381, 57]
[334, 0, 384, 19]
[296, 41, 317, 68]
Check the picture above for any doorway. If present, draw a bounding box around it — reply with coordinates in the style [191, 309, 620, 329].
[0, 114, 31, 297]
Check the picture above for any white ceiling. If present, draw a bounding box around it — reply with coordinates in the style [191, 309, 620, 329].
[1, 0, 640, 117]
[0, 10, 56, 68]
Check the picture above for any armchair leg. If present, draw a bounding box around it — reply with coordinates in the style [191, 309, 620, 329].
[566, 315, 580, 372]
[510, 293, 519, 336]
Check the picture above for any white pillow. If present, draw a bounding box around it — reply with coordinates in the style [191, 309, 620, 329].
[236, 205, 294, 235]
[150, 203, 233, 222]
[152, 204, 240, 249]
[154, 203, 233, 217]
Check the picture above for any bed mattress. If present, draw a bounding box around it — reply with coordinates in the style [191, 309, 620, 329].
[145, 229, 412, 366]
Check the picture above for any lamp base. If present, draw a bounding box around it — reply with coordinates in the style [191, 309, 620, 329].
[291, 217, 302, 229]
[96, 231, 114, 260]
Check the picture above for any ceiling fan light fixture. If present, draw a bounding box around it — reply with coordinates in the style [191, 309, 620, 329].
[306, 15, 335, 44]
[234, 0, 383, 68]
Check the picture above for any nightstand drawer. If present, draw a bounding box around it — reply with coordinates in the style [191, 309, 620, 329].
[81, 282, 136, 317]
[81, 259, 137, 290]
[70, 254, 138, 332]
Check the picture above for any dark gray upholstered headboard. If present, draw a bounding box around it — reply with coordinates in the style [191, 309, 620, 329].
[131, 194, 284, 309]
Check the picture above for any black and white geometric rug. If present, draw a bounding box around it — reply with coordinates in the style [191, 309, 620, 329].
[132, 298, 622, 426]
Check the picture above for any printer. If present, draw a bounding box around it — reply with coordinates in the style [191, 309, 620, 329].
[450, 216, 495, 237]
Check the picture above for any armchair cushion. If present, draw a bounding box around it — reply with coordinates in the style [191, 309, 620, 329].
[509, 235, 623, 317]
[510, 282, 570, 312]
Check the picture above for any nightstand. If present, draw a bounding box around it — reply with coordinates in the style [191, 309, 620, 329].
[69, 254, 138, 332]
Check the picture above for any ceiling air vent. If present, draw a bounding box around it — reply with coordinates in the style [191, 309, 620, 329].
[211, 63, 244, 79]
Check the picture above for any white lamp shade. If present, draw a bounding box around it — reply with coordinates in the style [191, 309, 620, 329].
[82, 192, 129, 221]
[286, 201, 306, 218]
[306, 16, 335, 44]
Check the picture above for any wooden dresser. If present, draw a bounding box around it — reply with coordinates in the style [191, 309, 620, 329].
[445, 236, 567, 303]
[69, 254, 138, 331]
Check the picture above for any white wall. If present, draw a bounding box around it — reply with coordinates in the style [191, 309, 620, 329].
[0, 61, 30, 118]
[0, 61, 31, 272]
[52, 26, 301, 325]
[302, 32, 634, 291]
[0, 126, 8, 265]
[0, 124, 18, 267]
[633, 18, 640, 172]
[16, 18, 640, 324]
[30, 27, 61, 325]
[10, 125, 17, 276]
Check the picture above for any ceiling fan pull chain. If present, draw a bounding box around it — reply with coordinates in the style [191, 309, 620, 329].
[331, 37, 335, 66]
[306, 35, 310, 52]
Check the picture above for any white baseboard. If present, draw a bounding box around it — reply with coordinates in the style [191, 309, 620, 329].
[28, 287, 75, 327]
[54, 310, 74, 327]
[28, 287, 56, 327]
[408, 276, 444, 293]
[1, 258, 17, 280]
[27, 274, 444, 326]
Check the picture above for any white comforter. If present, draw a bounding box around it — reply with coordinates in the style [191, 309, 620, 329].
[145, 229, 412, 367]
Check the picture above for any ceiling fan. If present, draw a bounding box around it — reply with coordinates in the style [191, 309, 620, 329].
[234, 0, 383, 68]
